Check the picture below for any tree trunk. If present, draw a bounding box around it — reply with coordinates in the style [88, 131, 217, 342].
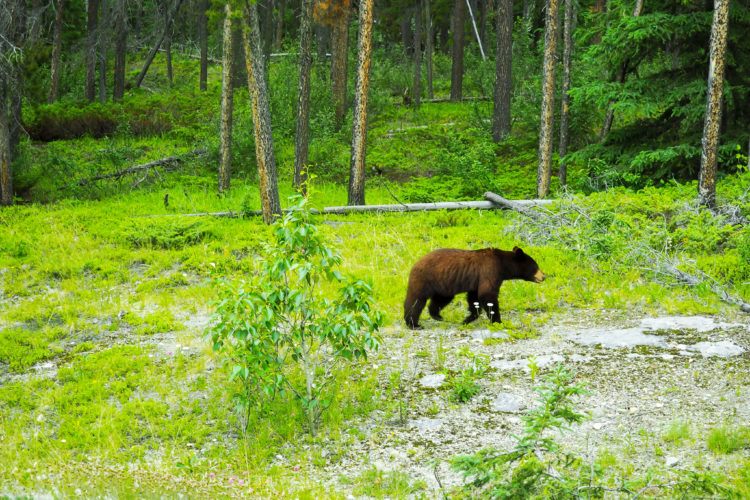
[492, 0, 513, 141]
[294, 0, 314, 194]
[243, 1, 281, 223]
[315, 25, 329, 61]
[479, 0, 488, 49]
[48, 0, 64, 103]
[199, 0, 208, 91]
[274, 0, 286, 50]
[347, 0, 374, 206]
[165, 20, 174, 86]
[536, 0, 560, 198]
[219, 4, 235, 193]
[113, 0, 127, 101]
[98, 0, 108, 104]
[699, 0, 730, 209]
[331, 10, 350, 130]
[558, 0, 574, 187]
[450, 0, 466, 101]
[0, 76, 12, 206]
[413, 5, 422, 107]
[425, 0, 434, 99]
[599, 0, 643, 141]
[135, 0, 184, 88]
[86, 0, 99, 102]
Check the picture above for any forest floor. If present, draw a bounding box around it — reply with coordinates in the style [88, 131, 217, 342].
[12, 305, 747, 497]
[317, 310, 750, 495]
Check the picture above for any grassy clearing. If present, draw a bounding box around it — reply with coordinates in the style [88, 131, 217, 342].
[1, 173, 749, 494]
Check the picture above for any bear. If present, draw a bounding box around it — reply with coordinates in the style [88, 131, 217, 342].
[403, 246, 545, 329]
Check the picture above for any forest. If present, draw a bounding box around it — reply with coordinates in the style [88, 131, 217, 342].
[1, 0, 750, 496]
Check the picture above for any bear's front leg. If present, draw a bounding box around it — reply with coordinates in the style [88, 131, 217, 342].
[478, 286, 501, 323]
[463, 291, 481, 324]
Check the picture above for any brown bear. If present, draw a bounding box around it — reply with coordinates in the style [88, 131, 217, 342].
[403, 246, 545, 329]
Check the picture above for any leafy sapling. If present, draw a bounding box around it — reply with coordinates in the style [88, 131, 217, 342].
[210, 195, 383, 435]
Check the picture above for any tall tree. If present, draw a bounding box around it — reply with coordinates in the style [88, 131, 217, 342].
[294, 0, 314, 194]
[347, 0, 374, 206]
[450, 0, 466, 101]
[425, 0, 434, 98]
[85, 0, 100, 102]
[492, 0, 513, 141]
[274, 0, 286, 50]
[98, 0, 109, 103]
[536, 0, 560, 198]
[48, 0, 64, 103]
[113, 0, 127, 101]
[558, 0, 574, 187]
[199, 0, 208, 91]
[164, 5, 175, 87]
[135, 0, 184, 88]
[219, 4, 235, 193]
[0, 75, 11, 206]
[698, 0, 730, 209]
[412, 4, 422, 107]
[243, 0, 281, 223]
[330, 3, 350, 130]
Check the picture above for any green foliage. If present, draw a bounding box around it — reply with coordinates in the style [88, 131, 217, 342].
[210, 196, 383, 435]
[453, 365, 588, 498]
[450, 348, 489, 403]
[349, 467, 427, 498]
[122, 219, 216, 250]
[707, 425, 750, 455]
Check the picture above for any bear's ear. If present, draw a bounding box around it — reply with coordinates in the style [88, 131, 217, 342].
[513, 246, 524, 256]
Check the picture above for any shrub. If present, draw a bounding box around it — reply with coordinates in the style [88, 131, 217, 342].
[210, 196, 383, 435]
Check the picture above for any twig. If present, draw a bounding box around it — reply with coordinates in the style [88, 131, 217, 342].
[75, 148, 207, 186]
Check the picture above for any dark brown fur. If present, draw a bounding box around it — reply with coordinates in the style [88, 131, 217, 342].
[403, 247, 545, 329]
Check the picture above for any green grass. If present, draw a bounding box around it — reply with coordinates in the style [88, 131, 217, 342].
[707, 425, 750, 455]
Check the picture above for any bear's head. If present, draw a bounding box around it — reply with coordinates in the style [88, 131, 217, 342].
[512, 246, 545, 283]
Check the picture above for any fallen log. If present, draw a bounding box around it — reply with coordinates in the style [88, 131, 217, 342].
[483, 191, 553, 220]
[76, 148, 207, 186]
[153, 196, 552, 218]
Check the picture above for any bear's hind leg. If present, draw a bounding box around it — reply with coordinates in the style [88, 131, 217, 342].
[463, 291, 481, 324]
[479, 290, 501, 323]
[428, 294, 454, 320]
[404, 295, 427, 329]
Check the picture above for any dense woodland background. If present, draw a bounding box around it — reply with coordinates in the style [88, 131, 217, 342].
[0, 0, 748, 210]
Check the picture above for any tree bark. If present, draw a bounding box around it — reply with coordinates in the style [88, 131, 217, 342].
[492, 0, 513, 141]
[165, 13, 174, 87]
[135, 0, 184, 88]
[425, 0, 434, 99]
[331, 9, 350, 130]
[98, 0, 108, 104]
[413, 4, 422, 107]
[558, 0, 574, 187]
[199, 0, 208, 91]
[699, 0, 730, 209]
[113, 0, 127, 101]
[450, 0, 466, 101]
[347, 0, 374, 206]
[243, 1, 281, 223]
[48, 0, 64, 103]
[219, 4, 235, 193]
[86, 0, 99, 102]
[536, 0, 560, 198]
[0, 76, 12, 206]
[294, 0, 314, 194]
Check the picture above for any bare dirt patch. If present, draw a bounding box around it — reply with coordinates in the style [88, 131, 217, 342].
[319, 313, 750, 494]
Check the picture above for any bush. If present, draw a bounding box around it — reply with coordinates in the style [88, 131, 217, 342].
[210, 196, 383, 435]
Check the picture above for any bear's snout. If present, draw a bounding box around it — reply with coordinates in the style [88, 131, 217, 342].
[533, 270, 545, 283]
